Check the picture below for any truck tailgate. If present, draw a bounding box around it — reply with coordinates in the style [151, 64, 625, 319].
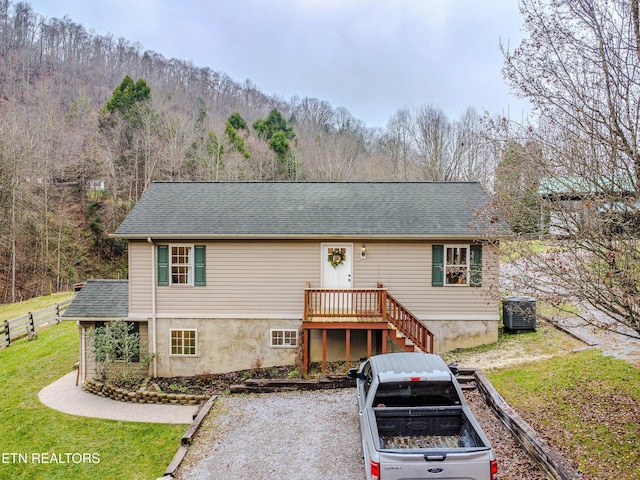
[378, 449, 494, 480]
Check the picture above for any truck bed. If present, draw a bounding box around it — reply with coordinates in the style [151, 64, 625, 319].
[381, 434, 461, 449]
[372, 406, 486, 450]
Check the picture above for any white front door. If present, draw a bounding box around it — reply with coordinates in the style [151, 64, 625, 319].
[321, 244, 353, 288]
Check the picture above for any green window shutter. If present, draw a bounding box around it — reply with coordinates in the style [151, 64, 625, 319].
[157, 245, 169, 286]
[470, 244, 482, 287]
[194, 245, 206, 286]
[432, 244, 444, 287]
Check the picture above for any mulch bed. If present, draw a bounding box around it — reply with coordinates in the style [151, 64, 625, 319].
[149, 362, 348, 396]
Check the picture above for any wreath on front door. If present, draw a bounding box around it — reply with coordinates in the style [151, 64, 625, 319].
[328, 248, 346, 268]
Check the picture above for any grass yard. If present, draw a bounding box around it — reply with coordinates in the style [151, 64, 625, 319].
[441, 318, 586, 370]
[0, 292, 74, 322]
[0, 315, 184, 479]
[487, 350, 640, 479]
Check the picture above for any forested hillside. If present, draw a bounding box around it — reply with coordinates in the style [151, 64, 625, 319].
[0, 1, 505, 302]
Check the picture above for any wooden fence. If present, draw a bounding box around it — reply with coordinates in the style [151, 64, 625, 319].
[1, 299, 72, 349]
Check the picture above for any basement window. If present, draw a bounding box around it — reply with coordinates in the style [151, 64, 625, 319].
[270, 329, 298, 348]
[170, 329, 197, 356]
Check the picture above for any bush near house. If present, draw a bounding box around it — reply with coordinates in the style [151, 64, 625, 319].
[87, 319, 152, 388]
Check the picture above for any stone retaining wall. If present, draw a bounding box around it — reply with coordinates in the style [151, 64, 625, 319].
[82, 378, 209, 405]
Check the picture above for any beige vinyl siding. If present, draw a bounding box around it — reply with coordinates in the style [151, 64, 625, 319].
[130, 241, 320, 317]
[203, 241, 319, 315]
[130, 239, 498, 320]
[354, 241, 498, 320]
[129, 241, 153, 314]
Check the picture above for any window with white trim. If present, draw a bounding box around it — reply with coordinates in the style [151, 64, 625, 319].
[445, 245, 469, 286]
[170, 329, 197, 356]
[157, 244, 206, 287]
[432, 244, 482, 287]
[270, 329, 298, 348]
[171, 245, 193, 285]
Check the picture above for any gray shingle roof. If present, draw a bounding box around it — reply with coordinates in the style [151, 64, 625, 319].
[113, 181, 507, 239]
[62, 279, 128, 318]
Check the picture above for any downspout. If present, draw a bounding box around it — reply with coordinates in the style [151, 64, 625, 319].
[148, 237, 157, 377]
[79, 322, 85, 384]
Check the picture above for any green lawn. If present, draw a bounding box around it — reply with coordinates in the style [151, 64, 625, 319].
[0, 318, 184, 479]
[0, 292, 74, 322]
[487, 349, 640, 480]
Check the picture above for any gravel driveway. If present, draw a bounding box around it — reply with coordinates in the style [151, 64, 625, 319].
[175, 388, 364, 480]
[174, 386, 545, 480]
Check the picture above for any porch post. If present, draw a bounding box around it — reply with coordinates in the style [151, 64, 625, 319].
[303, 329, 309, 375]
[367, 329, 372, 357]
[378, 282, 387, 321]
[345, 329, 351, 371]
[303, 285, 310, 320]
[381, 329, 388, 353]
[322, 329, 327, 373]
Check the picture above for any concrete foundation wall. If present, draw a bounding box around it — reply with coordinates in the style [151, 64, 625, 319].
[429, 319, 499, 353]
[152, 318, 301, 377]
[79, 317, 499, 378]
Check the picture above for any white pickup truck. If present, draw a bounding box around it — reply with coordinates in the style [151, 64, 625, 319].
[348, 352, 498, 480]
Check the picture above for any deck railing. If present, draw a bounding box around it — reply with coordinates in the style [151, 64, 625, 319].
[304, 288, 384, 318]
[303, 288, 434, 353]
[384, 293, 435, 353]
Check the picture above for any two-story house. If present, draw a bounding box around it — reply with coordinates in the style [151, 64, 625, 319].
[63, 181, 508, 381]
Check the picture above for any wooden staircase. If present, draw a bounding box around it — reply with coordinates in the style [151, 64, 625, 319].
[384, 291, 434, 354]
[388, 325, 418, 352]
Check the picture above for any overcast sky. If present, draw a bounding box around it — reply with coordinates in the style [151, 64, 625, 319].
[27, 0, 530, 128]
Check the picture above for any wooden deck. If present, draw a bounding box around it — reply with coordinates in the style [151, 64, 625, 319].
[302, 287, 435, 374]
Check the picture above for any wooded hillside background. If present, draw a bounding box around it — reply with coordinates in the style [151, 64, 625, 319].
[0, 1, 506, 302]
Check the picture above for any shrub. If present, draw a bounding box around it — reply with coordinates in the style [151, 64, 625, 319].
[87, 319, 152, 387]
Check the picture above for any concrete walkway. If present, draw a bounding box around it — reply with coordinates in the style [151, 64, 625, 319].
[38, 371, 198, 424]
[554, 315, 640, 366]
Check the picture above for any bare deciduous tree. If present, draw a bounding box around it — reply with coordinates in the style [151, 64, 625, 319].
[0, 0, 508, 301]
[500, 0, 640, 338]
[382, 108, 415, 180]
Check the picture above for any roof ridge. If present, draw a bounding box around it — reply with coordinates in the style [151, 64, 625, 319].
[150, 180, 481, 185]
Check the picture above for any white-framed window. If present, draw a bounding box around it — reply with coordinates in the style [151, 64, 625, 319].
[270, 329, 298, 348]
[432, 244, 482, 288]
[171, 245, 193, 285]
[157, 245, 205, 287]
[170, 329, 197, 356]
[445, 245, 469, 286]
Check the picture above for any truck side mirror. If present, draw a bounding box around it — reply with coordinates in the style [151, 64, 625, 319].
[347, 368, 363, 379]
